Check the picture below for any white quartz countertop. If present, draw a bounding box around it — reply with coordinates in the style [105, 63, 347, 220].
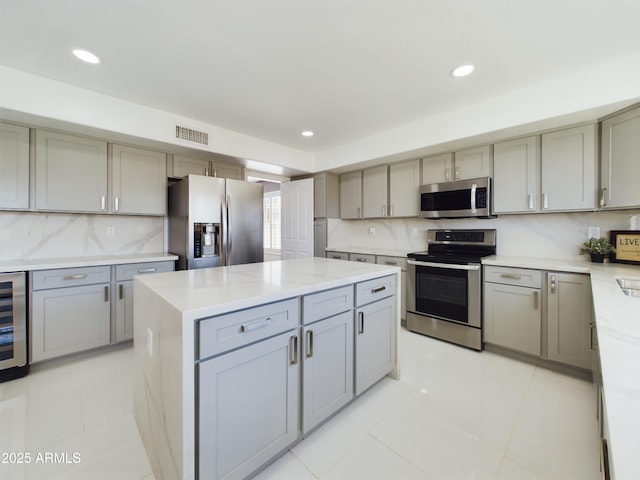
[135, 257, 400, 322]
[325, 246, 414, 258]
[0, 253, 178, 272]
[485, 255, 640, 479]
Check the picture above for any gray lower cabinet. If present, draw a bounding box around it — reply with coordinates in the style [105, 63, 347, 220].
[113, 261, 174, 343]
[198, 319, 299, 480]
[355, 276, 397, 395]
[30, 266, 111, 363]
[483, 266, 542, 356]
[546, 272, 593, 369]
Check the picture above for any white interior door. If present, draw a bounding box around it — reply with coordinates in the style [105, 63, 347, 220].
[281, 178, 314, 260]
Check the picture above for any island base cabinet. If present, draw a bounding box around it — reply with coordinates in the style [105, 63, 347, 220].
[31, 284, 110, 362]
[198, 330, 299, 480]
[355, 296, 396, 396]
[302, 311, 354, 433]
[483, 282, 541, 356]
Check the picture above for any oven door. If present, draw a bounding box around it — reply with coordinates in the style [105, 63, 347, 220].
[407, 260, 481, 328]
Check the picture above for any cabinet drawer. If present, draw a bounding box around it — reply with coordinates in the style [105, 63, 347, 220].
[326, 251, 349, 261]
[484, 266, 541, 288]
[302, 285, 353, 325]
[115, 261, 174, 281]
[31, 266, 111, 290]
[350, 253, 375, 264]
[376, 255, 407, 271]
[355, 275, 395, 307]
[198, 298, 299, 359]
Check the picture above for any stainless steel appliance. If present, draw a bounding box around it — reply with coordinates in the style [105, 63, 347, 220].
[419, 177, 494, 219]
[169, 174, 264, 270]
[407, 229, 496, 350]
[0, 272, 28, 382]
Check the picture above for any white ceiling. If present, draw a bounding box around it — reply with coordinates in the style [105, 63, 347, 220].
[1, 0, 640, 154]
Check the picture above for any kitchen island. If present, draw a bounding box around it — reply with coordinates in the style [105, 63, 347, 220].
[133, 258, 400, 480]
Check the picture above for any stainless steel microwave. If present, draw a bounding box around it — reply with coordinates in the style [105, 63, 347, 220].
[419, 177, 494, 219]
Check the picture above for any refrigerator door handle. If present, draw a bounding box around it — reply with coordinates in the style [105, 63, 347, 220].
[221, 195, 228, 265]
[227, 194, 232, 264]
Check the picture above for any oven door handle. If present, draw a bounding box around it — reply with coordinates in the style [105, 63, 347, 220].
[407, 259, 480, 271]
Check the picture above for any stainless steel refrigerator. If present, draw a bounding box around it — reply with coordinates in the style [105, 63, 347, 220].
[168, 174, 264, 270]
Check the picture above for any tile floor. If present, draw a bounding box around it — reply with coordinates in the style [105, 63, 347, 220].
[0, 329, 600, 480]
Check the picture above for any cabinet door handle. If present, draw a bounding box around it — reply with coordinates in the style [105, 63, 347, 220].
[528, 193, 534, 210]
[382, 205, 386, 216]
[543, 192, 549, 209]
[455, 166, 460, 180]
[213, 169, 217, 178]
[63, 274, 87, 280]
[119, 284, 124, 300]
[357, 207, 361, 218]
[205, 167, 209, 176]
[550, 274, 556, 293]
[240, 317, 272, 332]
[371, 286, 386, 293]
[358, 311, 365, 334]
[533, 290, 539, 309]
[137, 268, 157, 274]
[390, 204, 394, 217]
[590, 321, 597, 351]
[290, 335, 298, 365]
[306, 330, 314, 358]
[104, 286, 109, 302]
[600, 187, 608, 207]
[114, 196, 120, 212]
[100, 195, 106, 211]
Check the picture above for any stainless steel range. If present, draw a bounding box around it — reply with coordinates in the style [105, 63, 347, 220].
[406, 229, 496, 350]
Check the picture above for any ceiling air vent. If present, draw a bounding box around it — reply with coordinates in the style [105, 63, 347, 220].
[175, 125, 209, 145]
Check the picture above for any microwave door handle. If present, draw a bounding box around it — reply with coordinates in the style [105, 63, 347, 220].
[470, 183, 477, 213]
[407, 259, 480, 271]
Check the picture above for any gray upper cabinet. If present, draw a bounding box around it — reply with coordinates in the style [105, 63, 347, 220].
[111, 144, 167, 215]
[600, 106, 640, 209]
[422, 146, 492, 185]
[389, 159, 420, 217]
[340, 170, 362, 219]
[0, 122, 30, 210]
[453, 145, 493, 181]
[313, 172, 339, 218]
[35, 130, 108, 213]
[493, 136, 541, 214]
[170, 154, 244, 180]
[540, 124, 596, 212]
[362, 165, 388, 218]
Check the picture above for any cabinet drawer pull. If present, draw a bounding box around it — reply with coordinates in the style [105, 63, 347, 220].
[358, 311, 365, 334]
[137, 268, 157, 274]
[371, 286, 386, 293]
[104, 286, 109, 302]
[63, 274, 87, 280]
[331, 255, 342, 259]
[356, 258, 367, 262]
[499, 273, 521, 280]
[306, 330, 314, 358]
[119, 284, 124, 300]
[290, 335, 298, 365]
[384, 261, 397, 266]
[533, 290, 539, 310]
[240, 317, 272, 332]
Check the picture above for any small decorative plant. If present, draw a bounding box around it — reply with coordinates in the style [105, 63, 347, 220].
[579, 237, 616, 262]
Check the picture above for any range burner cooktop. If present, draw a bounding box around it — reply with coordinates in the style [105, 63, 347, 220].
[407, 229, 497, 264]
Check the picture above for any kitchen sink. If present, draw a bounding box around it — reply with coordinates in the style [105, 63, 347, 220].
[616, 278, 640, 297]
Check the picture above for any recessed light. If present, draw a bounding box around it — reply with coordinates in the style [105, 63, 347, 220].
[72, 49, 101, 64]
[301, 131, 314, 137]
[450, 64, 474, 77]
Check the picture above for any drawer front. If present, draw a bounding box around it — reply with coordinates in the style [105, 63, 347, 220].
[376, 255, 407, 271]
[326, 251, 349, 261]
[355, 275, 396, 307]
[31, 266, 111, 290]
[302, 285, 353, 325]
[115, 261, 174, 281]
[350, 253, 375, 264]
[198, 298, 299, 359]
[484, 266, 541, 288]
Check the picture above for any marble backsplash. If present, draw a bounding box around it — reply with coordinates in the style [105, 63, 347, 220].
[327, 210, 640, 260]
[0, 211, 164, 260]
